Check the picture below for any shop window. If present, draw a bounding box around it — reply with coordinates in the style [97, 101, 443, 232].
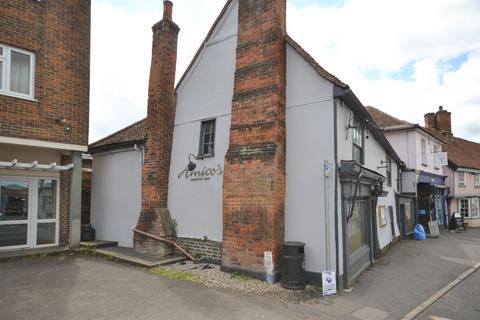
[0, 44, 35, 99]
[458, 172, 466, 187]
[199, 119, 216, 158]
[460, 198, 469, 217]
[352, 119, 364, 165]
[471, 198, 480, 218]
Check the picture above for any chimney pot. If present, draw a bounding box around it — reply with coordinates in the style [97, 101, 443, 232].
[163, 0, 173, 19]
[439, 106, 443, 111]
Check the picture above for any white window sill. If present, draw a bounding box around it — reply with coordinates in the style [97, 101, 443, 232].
[0, 91, 37, 102]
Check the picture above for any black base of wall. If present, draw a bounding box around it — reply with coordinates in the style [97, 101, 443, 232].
[221, 265, 280, 283]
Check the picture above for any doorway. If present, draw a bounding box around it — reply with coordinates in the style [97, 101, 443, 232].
[0, 176, 59, 251]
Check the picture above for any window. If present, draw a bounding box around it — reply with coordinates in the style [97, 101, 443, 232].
[0, 177, 59, 250]
[352, 119, 364, 165]
[471, 198, 480, 218]
[460, 198, 469, 217]
[199, 119, 216, 158]
[458, 172, 466, 187]
[0, 44, 35, 99]
[397, 166, 402, 191]
[475, 175, 480, 188]
[421, 138, 427, 166]
[386, 155, 392, 187]
[433, 145, 439, 169]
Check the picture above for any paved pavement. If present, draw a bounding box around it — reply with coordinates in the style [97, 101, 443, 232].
[1, 229, 480, 320]
[342, 228, 480, 319]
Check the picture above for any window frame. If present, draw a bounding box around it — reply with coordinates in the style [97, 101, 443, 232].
[352, 118, 364, 165]
[0, 44, 36, 100]
[198, 119, 216, 159]
[386, 154, 392, 187]
[421, 138, 427, 166]
[470, 198, 480, 218]
[459, 198, 469, 217]
[458, 171, 466, 187]
[474, 174, 480, 188]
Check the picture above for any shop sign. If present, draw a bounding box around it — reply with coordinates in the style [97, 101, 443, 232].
[434, 152, 448, 167]
[177, 165, 224, 182]
[322, 271, 337, 296]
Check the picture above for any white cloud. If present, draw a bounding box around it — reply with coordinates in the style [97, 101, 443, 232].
[90, 0, 480, 143]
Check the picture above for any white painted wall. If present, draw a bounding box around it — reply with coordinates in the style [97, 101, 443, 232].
[90, 149, 142, 247]
[336, 101, 400, 250]
[167, 0, 238, 242]
[285, 43, 336, 275]
[384, 129, 443, 175]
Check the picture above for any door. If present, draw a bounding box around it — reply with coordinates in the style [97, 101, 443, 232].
[0, 176, 59, 250]
[0, 178, 30, 250]
[347, 199, 372, 281]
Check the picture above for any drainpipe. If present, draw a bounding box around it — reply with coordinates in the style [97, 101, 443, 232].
[333, 98, 340, 288]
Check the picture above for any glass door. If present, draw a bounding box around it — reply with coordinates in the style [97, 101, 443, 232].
[34, 179, 58, 247]
[0, 179, 30, 249]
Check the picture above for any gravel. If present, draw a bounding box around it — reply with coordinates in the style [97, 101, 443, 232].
[168, 262, 324, 304]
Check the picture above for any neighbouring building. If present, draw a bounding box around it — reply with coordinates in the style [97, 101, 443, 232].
[423, 107, 480, 228]
[90, 0, 404, 288]
[0, 1, 90, 252]
[367, 106, 448, 235]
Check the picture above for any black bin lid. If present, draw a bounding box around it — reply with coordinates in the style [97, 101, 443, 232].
[283, 241, 305, 248]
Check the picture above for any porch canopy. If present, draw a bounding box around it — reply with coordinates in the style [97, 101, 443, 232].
[0, 159, 74, 172]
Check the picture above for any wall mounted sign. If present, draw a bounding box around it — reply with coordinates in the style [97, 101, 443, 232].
[177, 165, 224, 182]
[378, 205, 388, 227]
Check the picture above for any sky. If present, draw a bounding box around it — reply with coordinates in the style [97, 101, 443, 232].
[90, 0, 480, 143]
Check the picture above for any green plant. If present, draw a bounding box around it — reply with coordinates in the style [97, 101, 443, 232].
[230, 272, 253, 282]
[151, 267, 200, 283]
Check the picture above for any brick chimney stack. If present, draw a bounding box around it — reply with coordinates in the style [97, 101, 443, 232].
[424, 112, 436, 129]
[222, 0, 287, 282]
[134, 0, 179, 257]
[435, 106, 452, 139]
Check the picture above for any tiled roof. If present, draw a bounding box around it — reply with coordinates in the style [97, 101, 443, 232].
[89, 118, 146, 152]
[366, 106, 411, 128]
[442, 137, 480, 170]
[367, 106, 480, 170]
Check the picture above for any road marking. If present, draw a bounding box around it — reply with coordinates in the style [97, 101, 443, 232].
[401, 262, 480, 320]
[429, 316, 452, 320]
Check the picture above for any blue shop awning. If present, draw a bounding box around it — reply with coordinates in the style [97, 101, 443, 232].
[418, 171, 446, 187]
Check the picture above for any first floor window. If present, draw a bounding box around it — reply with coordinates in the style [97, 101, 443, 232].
[386, 155, 392, 187]
[460, 198, 469, 217]
[199, 119, 216, 158]
[421, 138, 427, 165]
[352, 119, 364, 165]
[475, 174, 480, 188]
[0, 43, 35, 99]
[458, 172, 466, 187]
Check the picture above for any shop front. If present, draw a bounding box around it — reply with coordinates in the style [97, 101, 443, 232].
[340, 161, 385, 287]
[0, 176, 60, 250]
[417, 172, 447, 232]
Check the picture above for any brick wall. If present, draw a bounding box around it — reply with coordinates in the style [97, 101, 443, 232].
[134, 1, 179, 257]
[176, 237, 222, 262]
[59, 155, 71, 245]
[0, 0, 90, 146]
[222, 0, 287, 277]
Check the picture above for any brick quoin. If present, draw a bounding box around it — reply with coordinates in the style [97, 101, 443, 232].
[223, 0, 287, 278]
[0, 0, 90, 146]
[134, 1, 179, 257]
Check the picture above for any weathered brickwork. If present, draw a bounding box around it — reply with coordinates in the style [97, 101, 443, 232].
[223, 0, 287, 276]
[134, 1, 179, 257]
[176, 237, 222, 262]
[0, 0, 90, 146]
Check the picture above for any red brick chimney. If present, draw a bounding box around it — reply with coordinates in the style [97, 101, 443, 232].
[424, 112, 436, 129]
[134, 0, 179, 256]
[222, 0, 287, 282]
[435, 106, 452, 139]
